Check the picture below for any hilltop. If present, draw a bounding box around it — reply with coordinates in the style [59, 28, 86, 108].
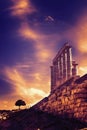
[0, 74, 87, 130]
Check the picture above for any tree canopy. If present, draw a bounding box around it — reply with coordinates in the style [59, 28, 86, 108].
[15, 99, 26, 109]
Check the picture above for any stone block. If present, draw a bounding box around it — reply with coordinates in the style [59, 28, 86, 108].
[71, 90, 75, 95]
[61, 98, 65, 105]
[50, 96, 56, 100]
[65, 97, 69, 102]
[74, 93, 87, 99]
[76, 102, 81, 107]
[70, 95, 74, 101]
[73, 107, 79, 112]
[62, 88, 67, 94]
[69, 104, 74, 110]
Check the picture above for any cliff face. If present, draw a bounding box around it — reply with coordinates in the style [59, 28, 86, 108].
[34, 74, 87, 123]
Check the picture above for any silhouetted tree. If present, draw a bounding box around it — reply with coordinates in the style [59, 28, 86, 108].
[15, 99, 26, 110]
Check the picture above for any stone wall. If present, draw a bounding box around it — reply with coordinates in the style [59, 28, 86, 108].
[34, 74, 87, 123]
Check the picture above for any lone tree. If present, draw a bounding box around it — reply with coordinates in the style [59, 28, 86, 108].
[15, 99, 26, 110]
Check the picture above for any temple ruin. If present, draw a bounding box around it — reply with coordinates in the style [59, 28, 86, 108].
[50, 43, 78, 92]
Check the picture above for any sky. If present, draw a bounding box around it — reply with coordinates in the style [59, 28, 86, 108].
[0, 0, 87, 110]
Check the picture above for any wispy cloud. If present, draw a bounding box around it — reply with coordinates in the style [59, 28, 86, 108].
[45, 16, 54, 22]
[1, 66, 49, 108]
[10, 0, 37, 17]
[9, 0, 61, 63]
[63, 12, 87, 75]
[64, 11, 87, 54]
[18, 22, 41, 40]
[18, 21, 59, 62]
[79, 66, 87, 76]
[75, 14, 87, 53]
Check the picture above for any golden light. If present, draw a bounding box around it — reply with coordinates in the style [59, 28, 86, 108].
[19, 24, 39, 40]
[10, 0, 36, 16]
[36, 49, 52, 62]
[1, 66, 50, 109]
[76, 14, 87, 53]
[79, 67, 87, 76]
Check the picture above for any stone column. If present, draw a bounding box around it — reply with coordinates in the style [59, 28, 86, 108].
[53, 64, 56, 87]
[50, 66, 54, 91]
[72, 61, 78, 76]
[58, 58, 60, 78]
[55, 63, 58, 86]
[66, 47, 72, 79]
[59, 54, 63, 83]
[50, 64, 57, 92]
[63, 50, 67, 82]
[54, 59, 60, 86]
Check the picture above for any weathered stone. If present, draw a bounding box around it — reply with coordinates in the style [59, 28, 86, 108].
[32, 74, 87, 123]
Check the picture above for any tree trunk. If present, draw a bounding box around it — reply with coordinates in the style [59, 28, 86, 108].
[19, 106, 20, 110]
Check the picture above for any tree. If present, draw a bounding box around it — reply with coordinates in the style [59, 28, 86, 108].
[15, 99, 26, 110]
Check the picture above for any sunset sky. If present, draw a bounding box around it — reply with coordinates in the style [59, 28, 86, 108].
[0, 0, 87, 110]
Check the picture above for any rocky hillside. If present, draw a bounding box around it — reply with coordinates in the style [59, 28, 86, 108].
[34, 74, 87, 123]
[0, 74, 87, 130]
[0, 108, 87, 130]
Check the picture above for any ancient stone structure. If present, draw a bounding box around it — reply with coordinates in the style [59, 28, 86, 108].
[33, 43, 87, 123]
[34, 74, 87, 123]
[0, 43, 87, 130]
[50, 43, 78, 92]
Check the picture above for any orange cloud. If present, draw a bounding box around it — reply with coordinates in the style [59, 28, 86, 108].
[19, 22, 41, 40]
[62, 12, 87, 76]
[2, 66, 49, 109]
[19, 21, 56, 62]
[35, 43, 54, 62]
[62, 11, 87, 55]
[10, 0, 36, 17]
[77, 54, 87, 76]
[79, 67, 87, 76]
[75, 14, 87, 53]
[72, 13, 87, 75]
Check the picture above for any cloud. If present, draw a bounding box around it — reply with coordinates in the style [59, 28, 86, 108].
[79, 67, 87, 76]
[10, 0, 37, 17]
[75, 14, 87, 53]
[18, 21, 58, 62]
[4, 67, 29, 92]
[35, 42, 55, 62]
[15, 64, 30, 69]
[0, 66, 50, 109]
[20, 87, 47, 97]
[45, 16, 54, 22]
[64, 11, 87, 54]
[9, 0, 61, 63]
[63, 12, 87, 76]
[77, 54, 87, 76]
[18, 22, 41, 40]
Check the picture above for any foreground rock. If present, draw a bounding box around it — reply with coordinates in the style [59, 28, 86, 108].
[0, 108, 87, 130]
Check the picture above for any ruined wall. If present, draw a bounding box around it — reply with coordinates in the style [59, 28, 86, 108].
[34, 74, 87, 123]
[50, 43, 78, 92]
